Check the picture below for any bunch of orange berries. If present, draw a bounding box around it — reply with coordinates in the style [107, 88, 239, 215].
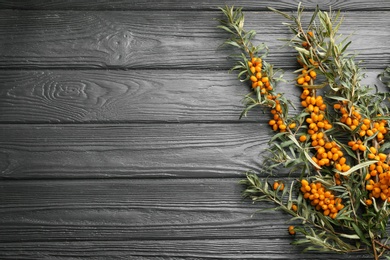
[300, 179, 344, 219]
[334, 102, 388, 142]
[268, 99, 290, 132]
[333, 101, 389, 206]
[365, 147, 390, 205]
[296, 62, 350, 173]
[293, 31, 352, 220]
[247, 56, 295, 133]
[248, 57, 272, 93]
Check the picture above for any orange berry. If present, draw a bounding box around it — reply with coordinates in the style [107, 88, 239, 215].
[291, 204, 298, 212]
[250, 75, 257, 82]
[363, 118, 371, 125]
[289, 123, 296, 129]
[352, 143, 360, 151]
[317, 121, 325, 128]
[342, 164, 351, 172]
[379, 153, 387, 162]
[339, 157, 346, 165]
[297, 77, 305, 85]
[324, 122, 332, 129]
[334, 103, 341, 110]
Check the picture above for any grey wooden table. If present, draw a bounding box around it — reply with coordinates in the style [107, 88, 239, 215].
[0, 0, 389, 259]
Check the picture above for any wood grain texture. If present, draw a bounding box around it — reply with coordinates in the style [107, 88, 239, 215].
[0, 239, 373, 259]
[0, 70, 386, 123]
[1, 0, 389, 11]
[0, 178, 288, 241]
[0, 123, 275, 179]
[0, 179, 373, 259]
[0, 10, 388, 69]
[1, 1, 389, 259]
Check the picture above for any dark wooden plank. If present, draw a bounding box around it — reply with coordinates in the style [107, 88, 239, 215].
[0, 70, 385, 123]
[0, 240, 372, 259]
[0, 123, 274, 179]
[0, 178, 287, 242]
[0, 0, 389, 11]
[0, 237, 373, 260]
[0, 11, 388, 69]
[0, 178, 373, 259]
[0, 70, 253, 123]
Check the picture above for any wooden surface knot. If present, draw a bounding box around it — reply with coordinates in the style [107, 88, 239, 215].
[105, 30, 134, 65]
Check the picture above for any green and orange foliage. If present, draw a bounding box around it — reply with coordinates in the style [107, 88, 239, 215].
[217, 6, 289, 133]
[219, 3, 390, 259]
[300, 179, 344, 219]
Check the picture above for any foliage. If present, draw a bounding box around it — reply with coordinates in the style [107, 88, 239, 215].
[218, 3, 390, 259]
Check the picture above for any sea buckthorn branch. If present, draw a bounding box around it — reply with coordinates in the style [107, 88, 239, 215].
[218, 6, 319, 178]
[218, 3, 390, 259]
[241, 172, 363, 253]
[217, 6, 287, 122]
[271, 4, 390, 258]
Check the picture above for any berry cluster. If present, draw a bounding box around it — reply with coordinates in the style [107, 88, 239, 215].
[334, 102, 389, 206]
[296, 58, 350, 174]
[248, 57, 272, 93]
[334, 103, 388, 142]
[365, 148, 390, 205]
[300, 179, 344, 219]
[247, 57, 294, 133]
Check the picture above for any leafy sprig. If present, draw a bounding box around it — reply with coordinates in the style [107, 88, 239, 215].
[218, 3, 390, 259]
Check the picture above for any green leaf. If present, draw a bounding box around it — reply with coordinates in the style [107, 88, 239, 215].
[268, 6, 293, 20]
[351, 223, 370, 246]
[295, 46, 311, 56]
[337, 160, 378, 176]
